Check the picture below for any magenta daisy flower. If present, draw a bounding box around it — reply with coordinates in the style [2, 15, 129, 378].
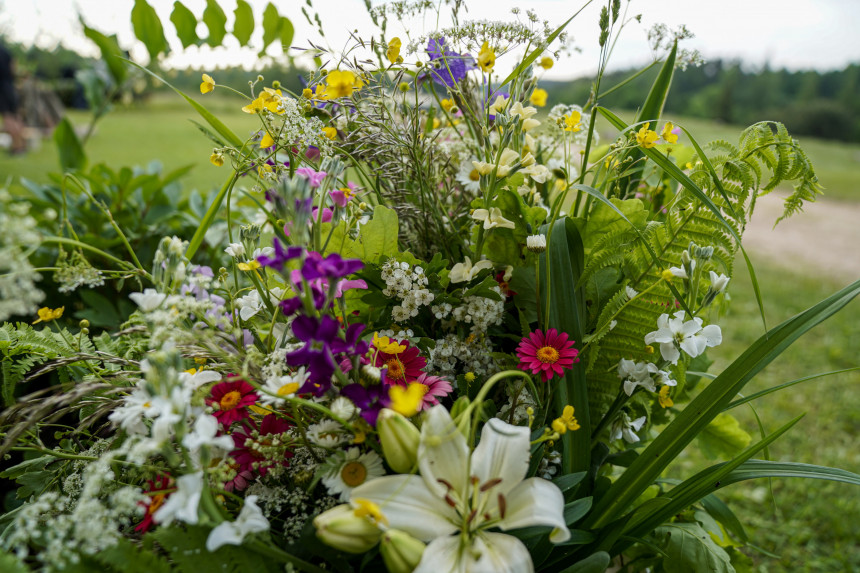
[206, 378, 258, 427]
[375, 342, 426, 386]
[414, 373, 453, 410]
[516, 328, 579, 382]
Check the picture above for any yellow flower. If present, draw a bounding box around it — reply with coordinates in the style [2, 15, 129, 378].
[539, 56, 554, 70]
[386, 37, 402, 64]
[237, 260, 261, 271]
[477, 41, 496, 73]
[322, 126, 337, 140]
[209, 152, 224, 167]
[389, 383, 426, 418]
[257, 163, 273, 178]
[373, 332, 406, 354]
[551, 405, 580, 435]
[563, 111, 582, 132]
[659, 385, 674, 408]
[33, 306, 64, 324]
[661, 268, 675, 282]
[302, 88, 313, 99]
[353, 498, 389, 526]
[440, 98, 455, 113]
[661, 122, 678, 144]
[259, 132, 275, 148]
[325, 70, 359, 99]
[200, 73, 215, 94]
[464, 372, 476, 383]
[242, 89, 284, 114]
[529, 88, 548, 107]
[635, 123, 660, 149]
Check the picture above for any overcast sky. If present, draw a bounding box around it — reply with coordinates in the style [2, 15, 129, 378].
[1, 0, 858, 79]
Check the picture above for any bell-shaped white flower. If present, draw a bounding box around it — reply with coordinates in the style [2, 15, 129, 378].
[206, 495, 270, 551]
[348, 405, 570, 573]
[449, 256, 494, 284]
[644, 311, 722, 364]
[709, 271, 730, 294]
[472, 207, 516, 230]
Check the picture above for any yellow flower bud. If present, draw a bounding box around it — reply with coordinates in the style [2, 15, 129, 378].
[380, 529, 426, 573]
[313, 504, 381, 553]
[377, 408, 420, 473]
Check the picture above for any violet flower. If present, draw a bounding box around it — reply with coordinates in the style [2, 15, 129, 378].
[341, 378, 391, 427]
[257, 238, 303, 271]
[287, 315, 341, 395]
[296, 167, 327, 188]
[423, 37, 475, 87]
[302, 251, 364, 281]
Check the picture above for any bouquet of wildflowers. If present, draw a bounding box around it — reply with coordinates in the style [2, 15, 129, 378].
[1, 1, 858, 572]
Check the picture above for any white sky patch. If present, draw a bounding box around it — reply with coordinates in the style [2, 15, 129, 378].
[0, 0, 857, 80]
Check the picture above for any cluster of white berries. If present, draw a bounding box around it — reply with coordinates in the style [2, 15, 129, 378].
[381, 259, 436, 322]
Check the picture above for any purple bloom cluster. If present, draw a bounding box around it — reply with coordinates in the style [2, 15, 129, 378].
[341, 372, 392, 426]
[423, 37, 475, 87]
[286, 316, 369, 396]
[257, 238, 303, 271]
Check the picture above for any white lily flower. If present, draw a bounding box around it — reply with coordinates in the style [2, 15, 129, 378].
[179, 369, 221, 390]
[224, 243, 245, 258]
[644, 311, 722, 364]
[617, 359, 658, 396]
[610, 413, 647, 443]
[182, 414, 234, 456]
[709, 271, 730, 293]
[129, 288, 167, 312]
[154, 472, 203, 526]
[449, 257, 494, 284]
[348, 405, 570, 573]
[206, 495, 270, 551]
[472, 207, 516, 230]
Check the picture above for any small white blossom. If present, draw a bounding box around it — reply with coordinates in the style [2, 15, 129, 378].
[154, 472, 203, 526]
[129, 288, 167, 312]
[610, 413, 647, 443]
[206, 496, 270, 551]
[644, 311, 722, 364]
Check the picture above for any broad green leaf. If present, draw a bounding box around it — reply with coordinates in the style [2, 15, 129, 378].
[652, 523, 735, 573]
[53, 118, 87, 172]
[131, 0, 168, 61]
[700, 493, 748, 543]
[584, 277, 860, 529]
[697, 413, 752, 460]
[358, 206, 399, 262]
[233, 0, 255, 46]
[261, 2, 281, 55]
[203, 0, 228, 47]
[579, 197, 647, 252]
[81, 23, 127, 84]
[558, 551, 611, 573]
[279, 16, 295, 52]
[170, 1, 199, 48]
[564, 496, 593, 525]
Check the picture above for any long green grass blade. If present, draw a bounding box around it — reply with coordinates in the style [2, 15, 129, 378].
[186, 172, 238, 260]
[583, 277, 860, 529]
[635, 41, 677, 124]
[724, 366, 860, 411]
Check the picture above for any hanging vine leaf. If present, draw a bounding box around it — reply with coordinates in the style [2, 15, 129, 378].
[202, 0, 228, 47]
[131, 0, 168, 61]
[260, 2, 281, 56]
[233, 0, 255, 47]
[169, 1, 199, 49]
[279, 16, 295, 52]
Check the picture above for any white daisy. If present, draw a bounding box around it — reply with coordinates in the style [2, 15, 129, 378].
[455, 159, 482, 194]
[322, 447, 385, 501]
[260, 366, 310, 406]
[307, 419, 348, 448]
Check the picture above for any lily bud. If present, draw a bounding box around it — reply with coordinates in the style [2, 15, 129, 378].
[380, 529, 426, 573]
[377, 408, 419, 473]
[313, 504, 381, 553]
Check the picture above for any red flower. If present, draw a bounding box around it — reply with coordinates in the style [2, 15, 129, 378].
[415, 372, 453, 410]
[207, 378, 258, 427]
[135, 475, 172, 533]
[516, 328, 579, 382]
[375, 341, 426, 386]
[230, 415, 293, 479]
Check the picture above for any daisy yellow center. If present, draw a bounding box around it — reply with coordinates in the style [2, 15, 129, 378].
[341, 461, 367, 487]
[220, 390, 243, 410]
[278, 382, 300, 396]
[385, 358, 405, 380]
[469, 169, 481, 181]
[537, 346, 560, 364]
[148, 493, 166, 515]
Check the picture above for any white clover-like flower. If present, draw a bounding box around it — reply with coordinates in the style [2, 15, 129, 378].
[348, 405, 570, 572]
[206, 495, 270, 551]
[322, 447, 386, 502]
[526, 234, 547, 252]
[644, 311, 722, 364]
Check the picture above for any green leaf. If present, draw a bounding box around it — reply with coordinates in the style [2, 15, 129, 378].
[202, 0, 227, 47]
[636, 41, 677, 124]
[697, 413, 752, 460]
[131, 0, 168, 61]
[0, 551, 29, 573]
[233, 0, 255, 46]
[279, 17, 295, 52]
[54, 117, 87, 172]
[261, 2, 281, 55]
[81, 23, 127, 85]
[558, 551, 611, 573]
[723, 459, 860, 487]
[724, 366, 860, 411]
[700, 493, 748, 543]
[356, 206, 399, 263]
[170, 1, 199, 48]
[564, 496, 593, 525]
[652, 523, 735, 573]
[584, 277, 860, 530]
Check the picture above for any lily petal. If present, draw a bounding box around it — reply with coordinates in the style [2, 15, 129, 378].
[418, 405, 470, 498]
[469, 532, 535, 573]
[414, 535, 465, 573]
[500, 477, 571, 543]
[470, 417, 530, 496]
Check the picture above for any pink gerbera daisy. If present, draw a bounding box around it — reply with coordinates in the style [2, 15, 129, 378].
[516, 328, 579, 382]
[414, 372, 453, 410]
[207, 378, 258, 427]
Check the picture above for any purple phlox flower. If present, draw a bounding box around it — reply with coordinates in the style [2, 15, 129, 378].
[330, 322, 370, 357]
[341, 380, 391, 427]
[258, 238, 303, 271]
[287, 314, 340, 395]
[296, 167, 327, 188]
[423, 37, 475, 87]
[279, 297, 303, 316]
[288, 270, 365, 309]
[302, 251, 364, 281]
[312, 206, 333, 223]
[330, 182, 360, 208]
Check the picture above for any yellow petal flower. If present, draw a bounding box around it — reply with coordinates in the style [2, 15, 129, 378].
[237, 261, 261, 271]
[322, 126, 338, 140]
[325, 70, 358, 99]
[353, 498, 389, 526]
[33, 306, 64, 324]
[200, 73, 215, 94]
[388, 383, 426, 418]
[302, 88, 313, 99]
[564, 111, 582, 132]
[386, 37, 402, 64]
[259, 132, 275, 148]
[529, 88, 548, 107]
[661, 121, 678, 144]
[440, 98, 455, 113]
[477, 41, 496, 73]
[635, 123, 660, 149]
[209, 152, 224, 167]
[539, 56, 554, 70]
[659, 385, 674, 408]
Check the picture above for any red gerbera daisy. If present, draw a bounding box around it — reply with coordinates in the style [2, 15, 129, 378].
[375, 341, 426, 386]
[135, 475, 173, 533]
[516, 328, 579, 382]
[207, 378, 258, 427]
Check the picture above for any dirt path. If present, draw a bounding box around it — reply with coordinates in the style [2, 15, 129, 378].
[741, 192, 860, 282]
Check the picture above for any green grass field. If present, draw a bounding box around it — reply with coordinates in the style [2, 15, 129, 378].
[1, 93, 858, 571]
